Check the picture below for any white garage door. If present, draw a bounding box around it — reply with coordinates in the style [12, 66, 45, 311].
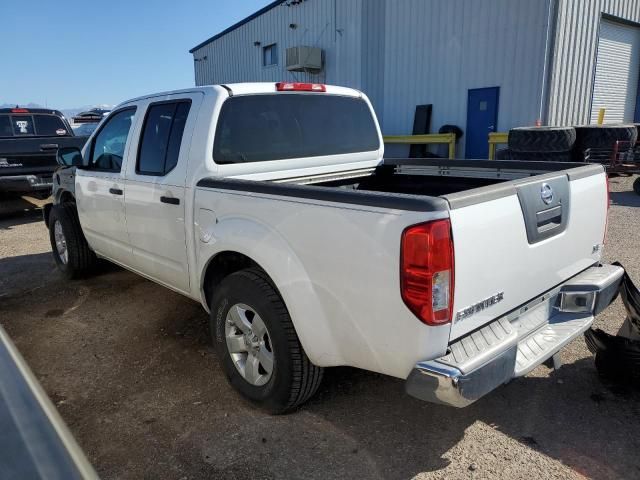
[590, 19, 640, 124]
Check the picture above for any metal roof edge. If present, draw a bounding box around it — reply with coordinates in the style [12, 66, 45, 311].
[189, 0, 286, 53]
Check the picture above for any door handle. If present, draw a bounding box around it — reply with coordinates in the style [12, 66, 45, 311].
[40, 143, 59, 151]
[109, 188, 123, 195]
[160, 196, 180, 205]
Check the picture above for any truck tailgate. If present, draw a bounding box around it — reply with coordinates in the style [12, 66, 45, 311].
[444, 165, 607, 340]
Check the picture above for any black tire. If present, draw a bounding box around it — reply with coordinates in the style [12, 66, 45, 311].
[48, 203, 97, 279]
[508, 126, 576, 153]
[634, 177, 640, 196]
[210, 268, 323, 414]
[574, 124, 638, 151]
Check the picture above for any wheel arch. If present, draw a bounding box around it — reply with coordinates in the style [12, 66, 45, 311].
[56, 189, 76, 205]
[198, 244, 343, 368]
[201, 251, 264, 311]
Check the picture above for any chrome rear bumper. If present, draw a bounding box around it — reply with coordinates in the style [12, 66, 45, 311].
[406, 264, 624, 408]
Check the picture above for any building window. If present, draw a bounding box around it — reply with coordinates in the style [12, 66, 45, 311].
[263, 43, 278, 66]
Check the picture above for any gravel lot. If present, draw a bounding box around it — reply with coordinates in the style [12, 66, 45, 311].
[1, 177, 640, 480]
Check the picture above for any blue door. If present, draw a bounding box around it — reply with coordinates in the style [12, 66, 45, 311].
[465, 87, 499, 159]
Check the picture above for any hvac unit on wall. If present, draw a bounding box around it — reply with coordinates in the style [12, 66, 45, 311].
[286, 46, 323, 72]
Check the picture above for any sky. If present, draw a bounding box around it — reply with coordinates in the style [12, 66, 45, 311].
[0, 0, 273, 109]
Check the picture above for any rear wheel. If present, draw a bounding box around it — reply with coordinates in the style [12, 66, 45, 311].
[48, 203, 97, 279]
[210, 268, 323, 413]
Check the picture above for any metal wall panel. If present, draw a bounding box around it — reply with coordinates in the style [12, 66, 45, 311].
[547, 0, 640, 126]
[192, 0, 640, 156]
[360, 0, 386, 120]
[191, 0, 365, 91]
[381, 0, 552, 157]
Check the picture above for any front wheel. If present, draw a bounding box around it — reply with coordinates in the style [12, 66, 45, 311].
[210, 268, 323, 414]
[48, 203, 97, 279]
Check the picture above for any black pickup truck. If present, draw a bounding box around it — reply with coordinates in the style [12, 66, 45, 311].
[0, 107, 88, 198]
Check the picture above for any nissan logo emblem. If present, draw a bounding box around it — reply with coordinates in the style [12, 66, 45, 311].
[541, 183, 554, 205]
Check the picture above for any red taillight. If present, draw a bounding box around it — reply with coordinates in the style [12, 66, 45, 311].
[11, 108, 29, 113]
[400, 219, 455, 325]
[275, 82, 326, 92]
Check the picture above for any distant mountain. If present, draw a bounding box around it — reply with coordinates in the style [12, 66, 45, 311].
[0, 102, 44, 109]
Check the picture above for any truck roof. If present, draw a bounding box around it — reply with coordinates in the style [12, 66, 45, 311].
[0, 108, 65, 116]
[117, 83, 363, 108]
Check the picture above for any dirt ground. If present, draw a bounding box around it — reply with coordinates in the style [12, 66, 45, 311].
[1, 177, 640, 480]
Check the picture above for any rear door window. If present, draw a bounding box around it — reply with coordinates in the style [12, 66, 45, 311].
[213, 94, 380, 164]
[11, 116, 34, 136]
[34, 115, 68, 136]
[136, 101, 191, 176]
[0, 116, 12, 137]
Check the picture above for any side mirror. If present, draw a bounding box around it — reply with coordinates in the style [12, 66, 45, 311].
[57, 147, 84, 168]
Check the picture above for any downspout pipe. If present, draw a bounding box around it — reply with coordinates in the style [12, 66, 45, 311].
[539, 0, 559, 125]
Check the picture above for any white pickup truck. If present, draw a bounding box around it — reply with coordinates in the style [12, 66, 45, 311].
[47, 82, 623, 413]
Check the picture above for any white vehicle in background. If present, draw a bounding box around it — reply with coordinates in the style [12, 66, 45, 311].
[71, 123, 100, 137]
[46, 82, 622, 413]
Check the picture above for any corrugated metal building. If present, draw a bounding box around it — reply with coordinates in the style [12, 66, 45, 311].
[190, 0, 640, 158]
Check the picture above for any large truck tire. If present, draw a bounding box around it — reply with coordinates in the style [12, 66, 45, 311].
[574, 124, 638, 151]
[508, 126, 576, 153]
[210, 268, 324, 414]
[48, 203, 97, 279]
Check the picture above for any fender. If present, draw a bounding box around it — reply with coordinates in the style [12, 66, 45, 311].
[197, 215, 355, 368]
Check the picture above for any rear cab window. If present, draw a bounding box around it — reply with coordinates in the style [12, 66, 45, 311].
[11, 116, 35, 136]
[0, 116, 12, 137]
[0, 113, 69, 137]
[34, 115, 68, 136]
[213, 94, 380, 164]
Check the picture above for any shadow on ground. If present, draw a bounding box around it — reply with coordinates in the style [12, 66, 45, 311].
[1, 181, 639, 478]
[2, 254, 639, 479]
[0, 200, 45, 229]
[307, 357, 640, 480]
[610, 190, 640, 208]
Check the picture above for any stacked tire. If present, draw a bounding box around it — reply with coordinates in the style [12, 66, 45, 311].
[507, 126, 575, 162]
[573, 124, 638, 162]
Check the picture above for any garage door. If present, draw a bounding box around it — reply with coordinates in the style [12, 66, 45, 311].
[590, 19, 640, 124]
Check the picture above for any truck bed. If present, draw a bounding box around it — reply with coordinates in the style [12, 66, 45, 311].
[300, 158, 599, 202]
[200, 159, 599, 212]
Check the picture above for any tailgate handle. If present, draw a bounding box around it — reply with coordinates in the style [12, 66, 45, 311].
[536, 205, 562, 233]
[40, 143, 59, 151]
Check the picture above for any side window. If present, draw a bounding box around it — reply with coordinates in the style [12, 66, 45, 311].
[89, 108, 136, 172]
[136, 101, 191, 176]
[262, 43, 278, 66]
